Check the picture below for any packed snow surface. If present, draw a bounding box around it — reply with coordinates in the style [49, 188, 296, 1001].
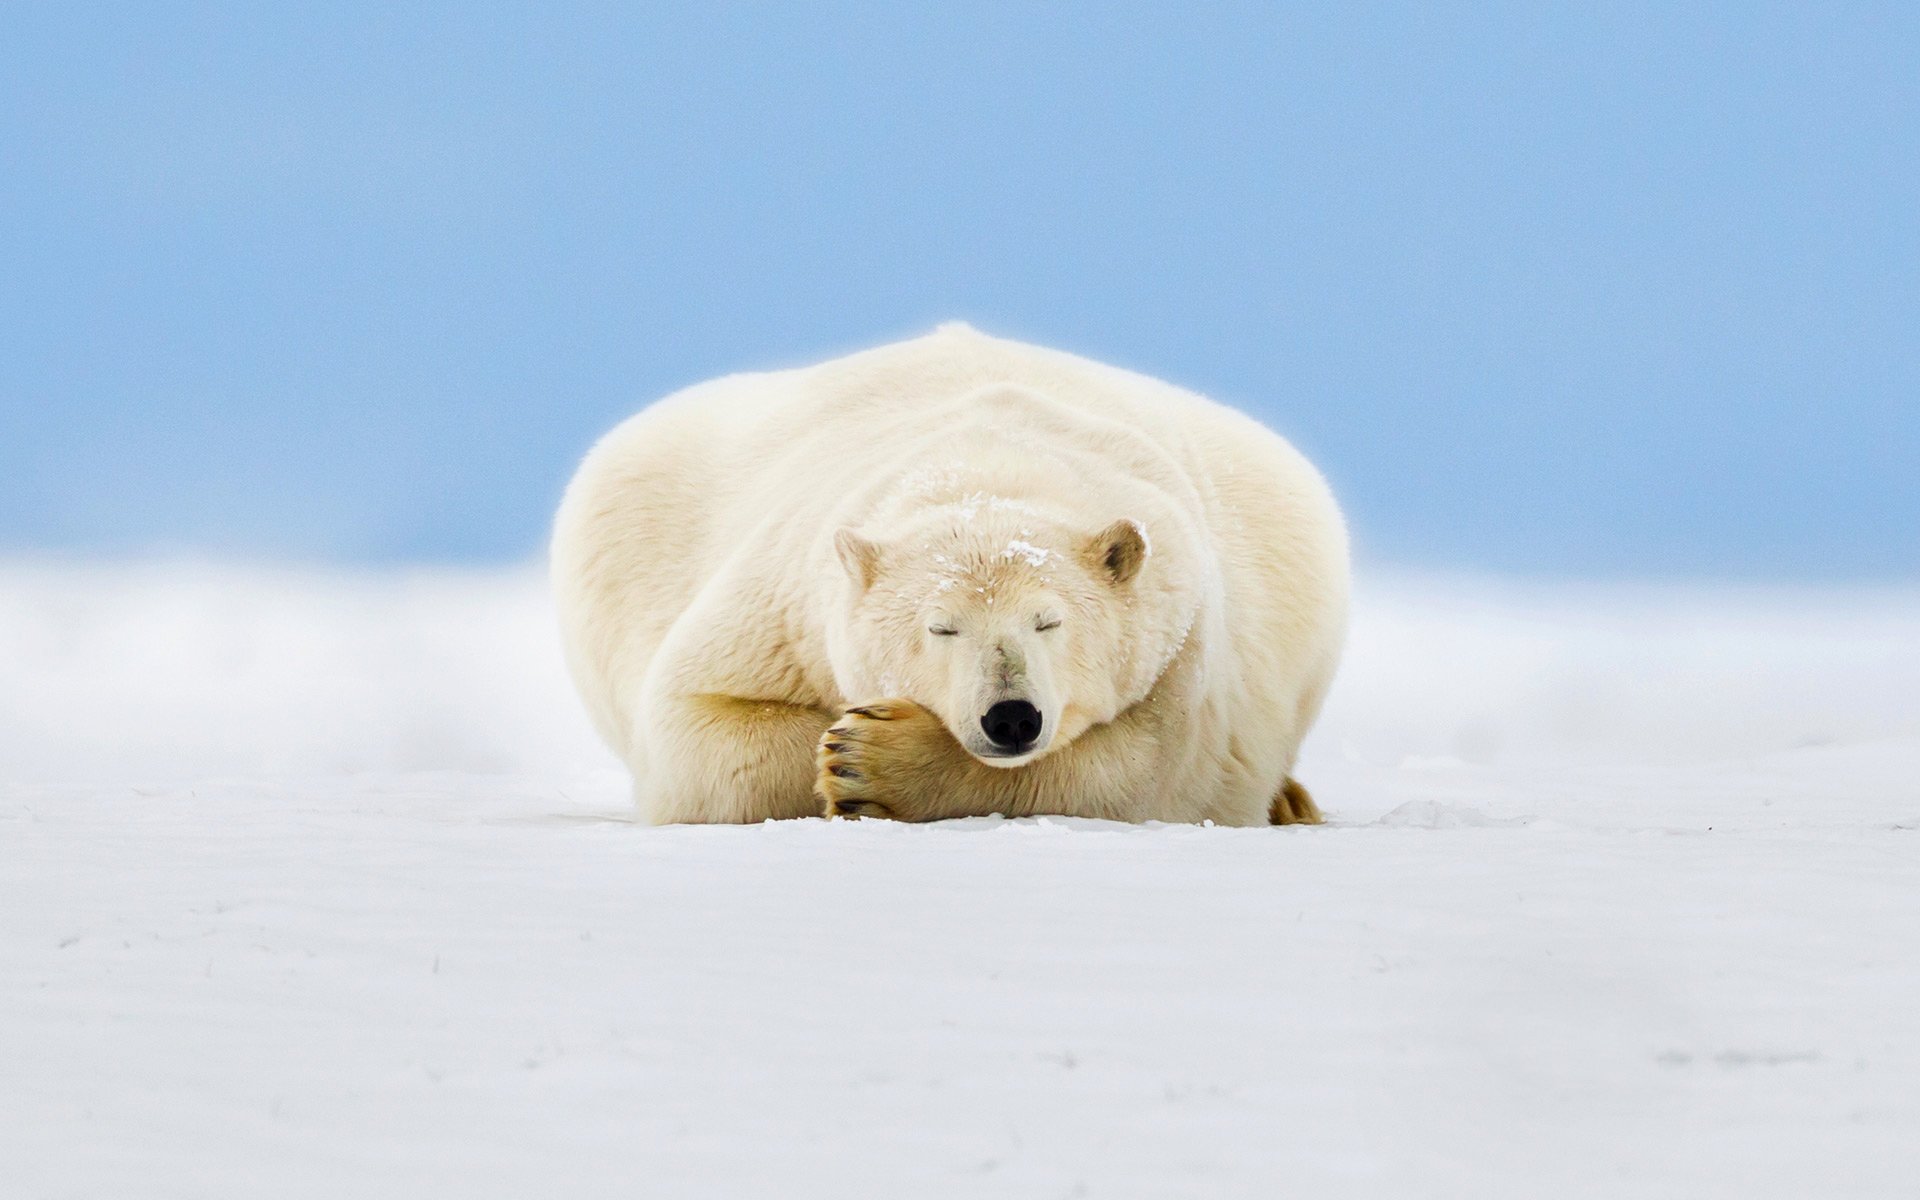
[4, 561, 1917, 1197]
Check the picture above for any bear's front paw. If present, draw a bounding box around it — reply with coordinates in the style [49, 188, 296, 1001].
[815, 699, 953, 820]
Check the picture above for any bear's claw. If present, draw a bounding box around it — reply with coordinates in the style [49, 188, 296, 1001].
[844, 702, 911, 721]
[828, 798, 894, 819]
[816, 698, 944, 820]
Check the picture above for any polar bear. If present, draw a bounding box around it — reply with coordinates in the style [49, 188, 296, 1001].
[551, 323, 1348, 826]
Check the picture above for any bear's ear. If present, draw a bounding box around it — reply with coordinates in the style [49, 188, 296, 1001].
[1086, 518, 1148, 586]
[834, 528, 883, 591]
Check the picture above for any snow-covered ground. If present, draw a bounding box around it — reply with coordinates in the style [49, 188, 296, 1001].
[4, 561, 1917, 1197]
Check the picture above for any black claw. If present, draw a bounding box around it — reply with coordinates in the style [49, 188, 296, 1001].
[823, 741, 852, 754]
[846, 706, 878, 718]
[829, 764, 862, 779]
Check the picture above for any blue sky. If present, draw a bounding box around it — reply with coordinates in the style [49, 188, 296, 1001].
[3, 3, 1914, 578]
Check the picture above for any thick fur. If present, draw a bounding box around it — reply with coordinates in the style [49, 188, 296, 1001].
[551, 324, 1349, 825]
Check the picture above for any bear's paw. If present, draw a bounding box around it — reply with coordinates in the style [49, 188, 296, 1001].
[815, 699, 959, 821]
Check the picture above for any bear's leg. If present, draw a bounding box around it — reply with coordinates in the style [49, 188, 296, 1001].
[638, 694, 837, 824]
[815, 698, 1168, 822]
[1269, 777, 1324, 825]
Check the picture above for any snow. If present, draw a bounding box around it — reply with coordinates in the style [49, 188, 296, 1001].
[999, 538, 1055, 567]
[4, 561, 1917, 1197]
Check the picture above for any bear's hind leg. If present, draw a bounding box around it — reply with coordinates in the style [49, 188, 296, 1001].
[1269, 777, 1324, 825]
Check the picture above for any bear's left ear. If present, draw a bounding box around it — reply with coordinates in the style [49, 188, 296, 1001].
[1086, 519, 1148, 586]
[834, 528, 883, 592]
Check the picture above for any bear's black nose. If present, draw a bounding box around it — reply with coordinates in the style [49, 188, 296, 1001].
[981, 700, 1043, 752]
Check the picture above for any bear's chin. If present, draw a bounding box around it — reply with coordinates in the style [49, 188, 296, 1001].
[962, 742, 1051, 769]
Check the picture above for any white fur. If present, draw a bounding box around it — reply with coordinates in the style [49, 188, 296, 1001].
[551, 324, 1349, 824]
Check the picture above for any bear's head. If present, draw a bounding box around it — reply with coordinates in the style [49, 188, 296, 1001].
[826, 499, 1180, 767]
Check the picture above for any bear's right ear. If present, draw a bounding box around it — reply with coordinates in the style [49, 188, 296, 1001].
[834, 528, 882, 592]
